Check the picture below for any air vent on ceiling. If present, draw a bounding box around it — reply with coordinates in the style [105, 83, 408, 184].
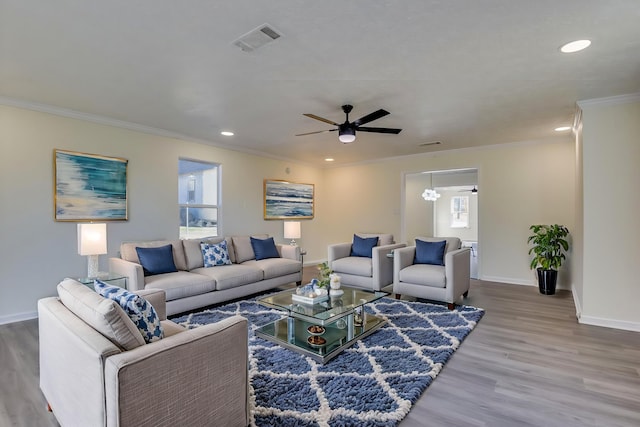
[232, 24, 282, 52]
[419, 141, 442, 147]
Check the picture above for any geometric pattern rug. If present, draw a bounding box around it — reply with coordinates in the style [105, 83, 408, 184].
[171, 296, 484, 427]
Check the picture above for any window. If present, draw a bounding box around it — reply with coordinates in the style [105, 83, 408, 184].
[178, 159, 219, 239]
[450, 196, 469, 228]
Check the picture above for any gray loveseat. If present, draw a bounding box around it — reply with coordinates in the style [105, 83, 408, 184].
[109, 235, 301, 315]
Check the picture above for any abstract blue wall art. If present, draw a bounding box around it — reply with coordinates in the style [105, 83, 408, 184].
[54, 149, 128, 221]
[264, 179, 314, 219]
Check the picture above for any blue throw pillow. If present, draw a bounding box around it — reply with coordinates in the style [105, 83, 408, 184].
[94, 279, 164, 343]
[350, 234, 379, 258]
[135, 245, 178, 276]
[414, 239, 447, 266]
[250, 237, 280, 260]
[201, 240, 232, 267]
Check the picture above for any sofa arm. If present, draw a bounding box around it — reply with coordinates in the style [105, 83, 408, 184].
[38, 297, 122, 427]
[109, 257, 145, 291]
[279, 244, 301, 261]
[372, 243, 406, 290]
[445, 248, 471, 302]
[134, 289, 167, 321]
[328, 242, 352, 263]
[104, 315, 249, 427]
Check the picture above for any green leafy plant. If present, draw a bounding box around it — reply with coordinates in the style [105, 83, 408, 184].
[317, 262, 332, 289]
[527, 224, 570, 270]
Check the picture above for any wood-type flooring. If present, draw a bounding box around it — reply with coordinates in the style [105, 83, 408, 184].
[1, 269, 639, 427]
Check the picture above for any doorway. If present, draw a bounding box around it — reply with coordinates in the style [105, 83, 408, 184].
[402, 168, 479, 279]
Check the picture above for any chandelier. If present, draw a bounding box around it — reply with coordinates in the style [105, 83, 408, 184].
[422, 188, 440, 201]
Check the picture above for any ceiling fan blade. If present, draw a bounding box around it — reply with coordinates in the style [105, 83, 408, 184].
[295, 129, 337, 136]
[353, 109, 390, 126]
[303, 113, 340, 126]
[356, 126, 402, 134]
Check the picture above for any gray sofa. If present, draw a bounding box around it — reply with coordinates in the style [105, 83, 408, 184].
[109, 235, 301, 315]
[39, 279, 248, 427]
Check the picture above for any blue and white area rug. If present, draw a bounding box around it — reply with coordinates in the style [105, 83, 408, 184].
[172, 297, 484, 427]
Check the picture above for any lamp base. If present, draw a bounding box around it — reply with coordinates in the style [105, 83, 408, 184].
[87, 255, 99, 278]
[289, 239, 297, 246]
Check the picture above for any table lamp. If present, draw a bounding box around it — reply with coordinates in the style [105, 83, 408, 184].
[78, 223, 107, 278]
[283, 221, 301, 246]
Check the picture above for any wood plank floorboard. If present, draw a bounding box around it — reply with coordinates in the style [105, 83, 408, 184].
[1, 271, 638, 427]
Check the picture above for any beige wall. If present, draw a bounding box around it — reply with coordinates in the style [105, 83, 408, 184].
[404, 173, 435, 243]
[0, 103, 578, 325]
[321, 139, 576, 287]
[0, 105, 323, 322]
[578, 95, 640, 329]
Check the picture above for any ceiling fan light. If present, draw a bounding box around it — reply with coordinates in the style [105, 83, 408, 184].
[338, 127, 356, 144]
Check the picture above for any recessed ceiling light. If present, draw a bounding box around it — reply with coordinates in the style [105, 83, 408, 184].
[555, 126, 572, 132]
[560, 39, 591, 53]
[220, 131, 234, 136]
[324, 158, 334, 162]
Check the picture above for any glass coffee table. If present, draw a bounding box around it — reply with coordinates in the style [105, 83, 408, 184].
[255, 286, 388, 364]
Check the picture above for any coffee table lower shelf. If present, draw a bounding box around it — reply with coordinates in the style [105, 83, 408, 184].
[255, 315, 386, 364]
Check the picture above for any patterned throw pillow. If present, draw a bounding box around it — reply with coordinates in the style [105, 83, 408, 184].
[201, 240, 232, 267]
[94, 280, 164, 343]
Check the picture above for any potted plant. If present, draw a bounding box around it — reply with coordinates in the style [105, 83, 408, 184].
[527, 224, 570, 295]
[317, 262, 332, 289]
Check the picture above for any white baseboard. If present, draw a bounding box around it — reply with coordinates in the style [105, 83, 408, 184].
[480, 275, 571, 290]
[0, 311, 38, 325]
[571, 284, 582, 320]
[481, 275, 535, 286]
[578, 315, 640, 332]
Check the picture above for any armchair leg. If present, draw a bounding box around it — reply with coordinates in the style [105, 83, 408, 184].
[395, 293, 401, 300]
[463, 291, 469, 297]
[47, 403, 52, 412]
[296, 280, 302, 286]
[447, 303, 455, 310]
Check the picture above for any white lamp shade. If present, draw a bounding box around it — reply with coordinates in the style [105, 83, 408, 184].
[77, 223, 107, 255]
[283, 221, 301, 240]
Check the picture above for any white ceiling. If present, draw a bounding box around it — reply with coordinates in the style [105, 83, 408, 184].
[2, 1, 639, 166]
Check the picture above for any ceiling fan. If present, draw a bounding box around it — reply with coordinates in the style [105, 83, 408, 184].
[296, 104, 402, 143]
[460, 186, 478, 194]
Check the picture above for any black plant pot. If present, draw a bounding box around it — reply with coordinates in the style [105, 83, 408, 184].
[536, 268, 558, 295]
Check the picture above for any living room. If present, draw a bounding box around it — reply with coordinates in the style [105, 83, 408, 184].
[1, 1, 639, 426]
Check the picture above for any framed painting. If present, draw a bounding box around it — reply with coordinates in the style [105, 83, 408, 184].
[264, 179, 314, 220]
[54, 149, 128, 221]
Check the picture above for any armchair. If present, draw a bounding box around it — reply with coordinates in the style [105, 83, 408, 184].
[328, 233, 406, 291]
[38, 279, 249, 427]
[393, 237, 471, 310]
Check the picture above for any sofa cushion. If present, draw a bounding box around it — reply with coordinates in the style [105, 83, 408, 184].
[183, 236, 228, 270]
[201, 240, 232, 267]
[357, 233, 394, 246]
[414, 239, 446, 266]
[231, 234, 268, 264]
[250, 236, 280, 260]
[399, 264, 446, 288]
[94, 280, 164, 343]
[136, 245, 178, 276]
[243, 258, 301, 280]
[57, 279, 145, 350]
[331, 256, 373, 278]
[121, 240, 188, 271]
[350, 234, 379, 258]
[191, 264, 263, 291]
[144, 271, 215, 301]
[414, 236, 461, 255]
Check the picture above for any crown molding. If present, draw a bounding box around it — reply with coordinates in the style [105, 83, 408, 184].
[577, 92, 640, 108]
[0, 96, 316, 167]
